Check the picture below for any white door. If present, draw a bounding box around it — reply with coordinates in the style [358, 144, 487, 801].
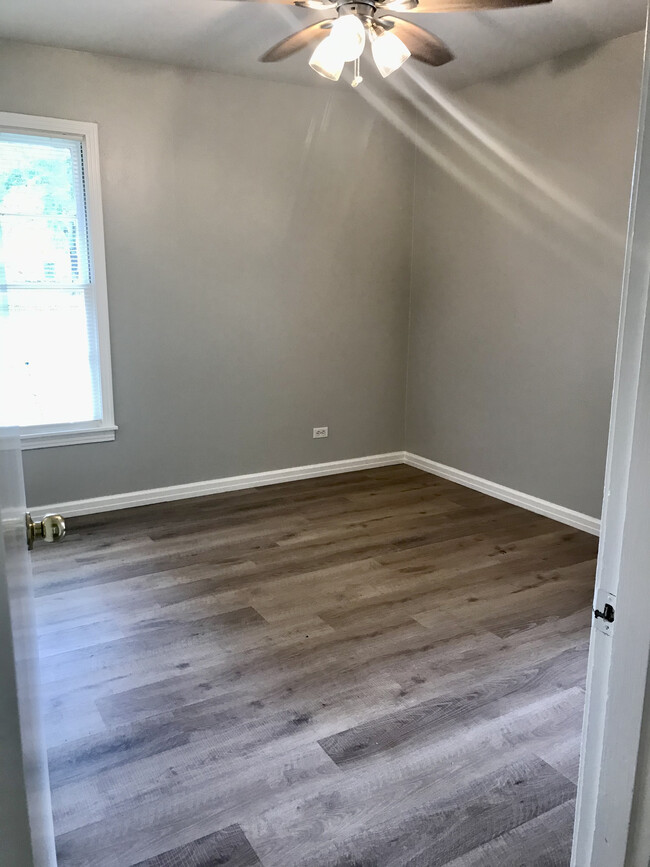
[0, 423, 57, 867]
[572, 12, 650, 867]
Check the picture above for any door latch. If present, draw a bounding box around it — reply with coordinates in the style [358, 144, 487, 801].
[593, 589, 616, 636]
[594, 603, 615, 623]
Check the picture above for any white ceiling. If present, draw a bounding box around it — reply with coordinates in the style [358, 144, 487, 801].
[0, 0, 645, 90]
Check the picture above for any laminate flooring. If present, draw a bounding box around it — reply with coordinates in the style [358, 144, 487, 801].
[31, 465, 599, 866]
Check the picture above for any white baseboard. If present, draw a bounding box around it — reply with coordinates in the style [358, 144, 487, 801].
[31, 448, 601, 536]
[30, 452, 404, 519]
[403, 452, 601, 536]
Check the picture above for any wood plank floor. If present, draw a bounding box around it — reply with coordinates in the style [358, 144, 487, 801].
[31, 465, 599, 867]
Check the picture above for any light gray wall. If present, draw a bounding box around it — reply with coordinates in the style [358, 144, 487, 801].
[2, 34, 644, 515]
[0, 41, 413, 507]
[405, 31, 645, 518]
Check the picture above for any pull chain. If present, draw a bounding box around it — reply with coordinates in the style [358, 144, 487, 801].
[351, 56, 363, 88]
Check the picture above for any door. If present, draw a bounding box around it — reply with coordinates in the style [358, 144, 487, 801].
[571, 9, 650, 867]
[0, 422, 57, 867]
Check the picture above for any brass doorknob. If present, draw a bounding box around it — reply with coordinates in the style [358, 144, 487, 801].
[26, 513, 66, 550]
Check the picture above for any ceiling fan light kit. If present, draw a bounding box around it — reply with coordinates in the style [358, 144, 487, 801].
[329, 13, 367, 61]
[369, 25, 411, 77]
[257, 0, 551, 86]
[309, 34, 346, 79]
[306, 5, 410, 81]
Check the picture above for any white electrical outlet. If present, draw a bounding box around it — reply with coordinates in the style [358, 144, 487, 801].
[313, 426, 329, 439]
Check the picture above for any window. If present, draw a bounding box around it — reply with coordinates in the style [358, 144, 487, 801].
[0, 112, 115, 449]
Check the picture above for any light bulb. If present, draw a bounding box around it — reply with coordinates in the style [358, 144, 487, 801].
[309, 36, 345, 81]
[371, 29, 410, 78]
[329, 15, 366, 63]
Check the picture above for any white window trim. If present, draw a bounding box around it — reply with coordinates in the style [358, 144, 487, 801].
[0, 111, 116, 450]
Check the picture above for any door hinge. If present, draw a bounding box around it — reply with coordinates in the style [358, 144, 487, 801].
[593, 589, 616, 636]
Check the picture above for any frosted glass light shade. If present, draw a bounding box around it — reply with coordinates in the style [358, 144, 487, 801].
[309, 36, 345, 80]
[371, 29, 410, 77]
[329, 15, 366, 62]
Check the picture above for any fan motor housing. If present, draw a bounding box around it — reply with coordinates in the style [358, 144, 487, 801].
[337, 1, 377, 18]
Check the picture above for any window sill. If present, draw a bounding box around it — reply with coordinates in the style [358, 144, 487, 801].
[20, 425, 118, 450]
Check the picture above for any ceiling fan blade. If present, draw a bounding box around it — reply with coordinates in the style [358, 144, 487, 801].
[403, 0, 550, 10]
[217, 0, 301, 6]
[294, 0, 336, 8]
[378, 0, 420, 10]
[259, 20, 333, 62]
[377, 16, 454, 66]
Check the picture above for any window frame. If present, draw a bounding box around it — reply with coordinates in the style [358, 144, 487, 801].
[0, 111, 116, 450]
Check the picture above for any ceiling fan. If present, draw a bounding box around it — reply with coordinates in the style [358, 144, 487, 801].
[256, 0, 551, 85]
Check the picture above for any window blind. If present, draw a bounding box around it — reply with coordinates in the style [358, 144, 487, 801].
[0, 130, 104, 429]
